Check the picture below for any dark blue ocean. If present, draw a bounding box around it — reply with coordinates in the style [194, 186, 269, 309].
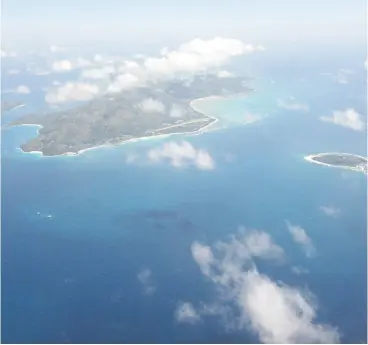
[2, 47, 367, 343]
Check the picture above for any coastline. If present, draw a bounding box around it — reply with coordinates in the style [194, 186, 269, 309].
[9, 104, 25, 111]
[15, 95, 227, 158]
[2, 104, 25, 113]
[304, 152, 367, 173]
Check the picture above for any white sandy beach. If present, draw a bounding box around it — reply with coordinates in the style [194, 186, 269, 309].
[15, 95, 235, 158]
[304, 152, 367, 172]
[10, 104, 25, 111]
[14, 96, 225, 158]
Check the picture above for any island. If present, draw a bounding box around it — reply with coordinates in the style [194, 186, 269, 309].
[7, 74, 252, 156]
[1, 100, 24, 113]
[305, 152, 367, 175]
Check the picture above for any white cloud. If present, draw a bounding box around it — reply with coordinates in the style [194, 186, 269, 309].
[319, 206, 340, 217]
[136, 98, 165, 113]
[137, 268, 156, 295]
[243, 112, 262, 124]
[81, 66, 115, 80]
[291, 266, 309, 275]
[52, 59, 73, 72]
[242, 230, 285, 262]
[175, 302, 201, 324]
[169, 104, 185, 118]
[8, 69, 20, 75]
[192, 230, 285, 282]
[286, 221, 316, 258]
[49, 45, 67, 53]
[107, 73, 142, 93]
[191, 242, 216, 276]
[225, 153, 236, 162]
[94, 54, 102, 62]
[1, 50, 17, 58]
[241, 270, 338, 344]
[144, 37, 258, 79]
[15, 85, 31, 94]
[103, 37, 260, 93]
[32, 69, 51, 76]
[125, 153, 139, 164]
[321, 69, 355, 84]
[45, 82, 99, 103]
[51, 58, 93, 73]
[217, 70, 234, 78]
[148, 141, 215, 170]
[320, 108, 365, 131]
[189, 232, 339, 344]
[76, 57, 93, 68]
[277, 98, 309, 112]
[118, 60, 141, 73]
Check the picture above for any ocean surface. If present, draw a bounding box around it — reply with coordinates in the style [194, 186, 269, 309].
[1, 48, 367, 343]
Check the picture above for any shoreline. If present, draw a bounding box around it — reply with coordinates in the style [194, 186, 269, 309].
[304, 152, 367, 173]
[14, 95, 228, 158]
[10, 104, 25, 111]
[2, 103, 25, 113]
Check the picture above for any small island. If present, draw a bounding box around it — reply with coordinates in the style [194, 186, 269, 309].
[7, 74, 252, 156]
[305, 152, 367, 175]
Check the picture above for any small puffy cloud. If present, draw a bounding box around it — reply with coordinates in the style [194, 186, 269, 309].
[217, 70, 234, 78]
[15, 85, 31, 94]
[137, 268, 156, 295]
[144, 37, 259, 78]
[107, 73, 142, 93]
[118, 60, 141, 73]
[188, 232, 339, 344]
[136, 98, 165, 114]
[335, 69, 354, 84]
[242, 230, 285, 262]
[52, 59, 73, 72]
[106, 37, 260, 92]
[225, 153, 236, 162]
[125, 153, 139, 164]
[45, 82, 99, 104]
[277, 98, 309, 112]
[32, 69, 51, 76]
[1, 50, 17, 58]
[321, 69, 355, 84]
[320, 108, 365, 131]
[169, 104, 185, 118]
[81, 66, 115, 80]
[319, 206, 340, 217]
[148, 141, 215, 170]
[160, 47, 169, 56]
[8, 69, 20, 75]
[192, 229, 285, 283]
[49, 45, 67, 53]
[191, 242, 215, 276]
[286, 221, 316, 258]
[291, 266, 309, 275]
[76, 57, 93, 68]
[51, 58, 92, 73]
[242, 270, 338, 343]
[94, 54, 102, 62]
[243, 112, 261, 124]
[175, 302, 201, 324]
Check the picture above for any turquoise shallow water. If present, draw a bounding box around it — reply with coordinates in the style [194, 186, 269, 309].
[2, 51, 367, 343]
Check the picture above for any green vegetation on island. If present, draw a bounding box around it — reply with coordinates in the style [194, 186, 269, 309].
[8, 74, 252, 156]
[305, 152, 367, 175]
